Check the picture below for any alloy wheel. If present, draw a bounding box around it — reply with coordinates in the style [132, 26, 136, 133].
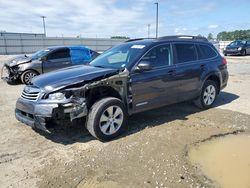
[203, 85, 216, 105]
[99, 105, 124, 135]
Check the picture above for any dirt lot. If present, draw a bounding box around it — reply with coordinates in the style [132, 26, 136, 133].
[0, 55, 250, 188]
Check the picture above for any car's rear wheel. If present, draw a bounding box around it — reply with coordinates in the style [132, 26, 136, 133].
[241, 50, 246, 56]
[194, 80, 218, 109]
[86, 97, 127, 141]
[21, 70, 38, 85]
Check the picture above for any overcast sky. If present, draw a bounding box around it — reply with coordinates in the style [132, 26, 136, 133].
[0, 0, 250, 38]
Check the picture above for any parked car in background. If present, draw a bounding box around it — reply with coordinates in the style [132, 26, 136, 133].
[223, 40, 250, 56]
[1, 46, 99, 84]
[15, 36, 228, 141]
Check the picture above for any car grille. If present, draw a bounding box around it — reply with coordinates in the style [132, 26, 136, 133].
[21, 86, 40, 101]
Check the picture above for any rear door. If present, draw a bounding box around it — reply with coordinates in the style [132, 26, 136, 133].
[172, 42, 203, 101]
[42, 48, 71, 73]
[130, 44, 179, 113]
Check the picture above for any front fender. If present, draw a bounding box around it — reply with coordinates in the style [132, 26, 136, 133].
[18, 61, 42, 74]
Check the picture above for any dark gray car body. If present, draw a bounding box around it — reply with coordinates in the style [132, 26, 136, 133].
[15, 37, 228, 133]
[224, 40, 250, 56]
[1, 46, 99, 83]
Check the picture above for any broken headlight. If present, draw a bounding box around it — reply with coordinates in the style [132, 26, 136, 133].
[48, 92, 66, 100]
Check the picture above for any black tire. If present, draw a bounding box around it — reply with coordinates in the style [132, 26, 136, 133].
[224, 53, 227, 56]
[194, 80, 218, 109]
[86, 97, 128, 141]
[241, 50, 246, 56]
[21, 70, 38, 85]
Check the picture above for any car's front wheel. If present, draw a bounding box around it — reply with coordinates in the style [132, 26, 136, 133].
[194, 80, 218, 109]
[86, 97, 127, 141]
[21, 70, 38, 85]
[241, 50, 246, 56]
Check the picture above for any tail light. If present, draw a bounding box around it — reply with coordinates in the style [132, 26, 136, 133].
[222, 57, 227, 65]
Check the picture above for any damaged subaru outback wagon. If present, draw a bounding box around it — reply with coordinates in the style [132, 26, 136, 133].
[15, 36, 228, 141]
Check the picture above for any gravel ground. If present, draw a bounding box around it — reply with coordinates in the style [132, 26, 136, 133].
[0, 55, 250, 188]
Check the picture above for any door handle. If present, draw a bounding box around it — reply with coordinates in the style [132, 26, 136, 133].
[168, 69, 176, 75]
[62, 62, 70, 65]
[200, 64, 205, 69]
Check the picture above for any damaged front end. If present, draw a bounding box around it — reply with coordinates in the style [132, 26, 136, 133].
[1, 55, 32, 83]
[1, 64, 21, 83]
[15, 85, 88, 132]
[15, 61, 131, 132]
[15, 68, 130, 133]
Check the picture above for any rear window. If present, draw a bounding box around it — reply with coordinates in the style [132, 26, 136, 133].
[197, 44, 217, 60]
[174, 43, 197, 64]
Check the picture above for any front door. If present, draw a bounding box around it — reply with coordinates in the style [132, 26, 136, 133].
[130, 44, 178, 113]
[42, 48, 71, 73]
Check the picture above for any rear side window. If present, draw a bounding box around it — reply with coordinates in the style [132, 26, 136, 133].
[141, 44, 171, 68]
[174, 43, 197, 64]
[48, 48, 70, 60]
[70, 48, 91, 64]
[197, 44, 217, 60]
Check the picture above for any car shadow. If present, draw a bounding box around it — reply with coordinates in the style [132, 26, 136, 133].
[213, 91, 239, 107]
[2, 79, 23, 85]
[35, 91, 239, 144]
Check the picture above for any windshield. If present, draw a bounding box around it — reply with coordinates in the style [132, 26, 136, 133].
[31, 49, 51, 60]
[229, 40, 246, 46]
[90, 43, 147, 69]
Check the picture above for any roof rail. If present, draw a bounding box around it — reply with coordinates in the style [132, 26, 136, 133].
[157, 35, 208, 42]
[125, 38, 155, 42]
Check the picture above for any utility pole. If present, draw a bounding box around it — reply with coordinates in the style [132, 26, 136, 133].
[40, 16, 46, 36]
[147, 24, 151, 38]
[154, 2, 159, 38]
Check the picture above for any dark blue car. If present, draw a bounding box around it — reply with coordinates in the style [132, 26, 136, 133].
[15, 36, 228, 141]
[224, 40, 250, 56]
[1, 46, 99, 84]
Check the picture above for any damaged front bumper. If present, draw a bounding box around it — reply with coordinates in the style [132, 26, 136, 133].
[1, 64, 21, 82]
[15, 97, 87, 132]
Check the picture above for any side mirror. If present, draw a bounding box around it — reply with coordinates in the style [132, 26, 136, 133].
[135, 61, 152, 72]
[40, 56, 47, 61]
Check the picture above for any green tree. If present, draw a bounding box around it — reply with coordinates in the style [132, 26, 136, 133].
[217, 29, 250, 40]
[207, 33, 213, 40]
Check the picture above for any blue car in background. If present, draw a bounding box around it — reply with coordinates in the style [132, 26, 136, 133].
[1, 46, 99, 85]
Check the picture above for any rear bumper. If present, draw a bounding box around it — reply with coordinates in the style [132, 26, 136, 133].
[220, 68, 229, 90]
[15, 97, 87, 132]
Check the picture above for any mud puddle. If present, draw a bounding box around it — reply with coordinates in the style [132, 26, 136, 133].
[188, 134, 250, 188]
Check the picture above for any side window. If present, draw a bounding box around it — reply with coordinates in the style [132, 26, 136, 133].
[197, 44, 217, 60]
[141, 44, 171, 68]
[70, 48, 91, 64]
[47, 48, 70, 60]
[174, 43, 197, 64]
[247, 41, 250, 46]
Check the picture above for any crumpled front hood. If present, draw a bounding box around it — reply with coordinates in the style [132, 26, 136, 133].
[32, 65, 119, 91]
[6, 55, 32, 67]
